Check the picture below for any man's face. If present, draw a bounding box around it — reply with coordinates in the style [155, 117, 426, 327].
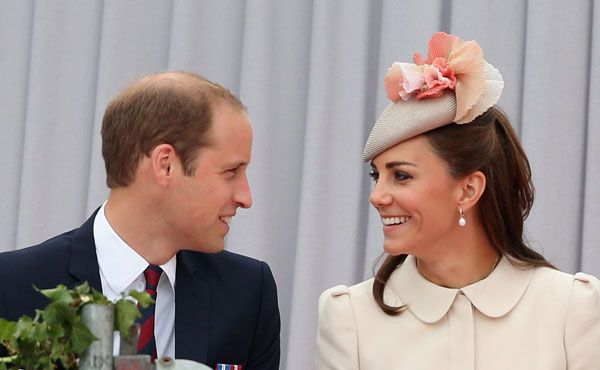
[169, 103, 253, 253]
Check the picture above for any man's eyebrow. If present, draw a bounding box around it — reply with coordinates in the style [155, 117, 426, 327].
[223, 160, 249, 169]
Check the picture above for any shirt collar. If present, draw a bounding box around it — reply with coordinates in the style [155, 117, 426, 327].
[386, 254, 534, 323]
[94, 202, 177, 296]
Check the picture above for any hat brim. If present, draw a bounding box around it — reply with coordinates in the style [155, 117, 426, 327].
[362, 91, 456, 161]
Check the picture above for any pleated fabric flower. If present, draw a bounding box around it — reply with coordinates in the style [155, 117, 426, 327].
[383, 32, 499, 124]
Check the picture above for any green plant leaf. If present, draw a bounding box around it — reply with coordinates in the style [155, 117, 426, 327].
[43, 302, 76, 327]
[70, 321, 96, 354]
[13, 317, 35, 341]
[0, 318, 16, 342]
[73, 281, 90, 296]
[31, 354, 53, 370]
[114, 299, 141, 343]
[91, 288, 110, 305]
[129, 290, 154, 308]
[38, 285, 75, 305]
[58, 353, 77, 370]
[14, 339, 36, 363]
[32, 321, 50, 343]
[50, 340, 74, 369]
[46, 321, 65, 339]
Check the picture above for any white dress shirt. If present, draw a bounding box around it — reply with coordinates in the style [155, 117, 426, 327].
[93, 202, 176, 358]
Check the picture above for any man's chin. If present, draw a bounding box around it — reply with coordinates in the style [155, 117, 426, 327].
[186, 240, 225, 254]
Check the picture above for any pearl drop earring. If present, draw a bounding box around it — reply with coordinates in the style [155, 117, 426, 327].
[458, 207, 467, 227]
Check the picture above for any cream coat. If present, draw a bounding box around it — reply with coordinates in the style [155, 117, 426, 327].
[316, 255, 600, 370]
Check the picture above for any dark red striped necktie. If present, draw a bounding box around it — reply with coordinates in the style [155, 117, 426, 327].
[137, 264, 163, 362]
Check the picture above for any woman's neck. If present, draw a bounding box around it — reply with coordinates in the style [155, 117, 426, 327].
[414, 223, 501, 288]
[416, 249, 500, 288]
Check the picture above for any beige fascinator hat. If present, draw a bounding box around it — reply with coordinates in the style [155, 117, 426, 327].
[362, 32, 504, 161]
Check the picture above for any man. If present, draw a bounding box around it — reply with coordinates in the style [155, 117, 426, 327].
[0, 72, 280, 369]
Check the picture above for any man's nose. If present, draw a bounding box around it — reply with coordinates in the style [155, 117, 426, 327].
[234, 176, 252, 209]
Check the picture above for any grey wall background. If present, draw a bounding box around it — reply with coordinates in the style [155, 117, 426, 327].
[0, 1, 598, 369]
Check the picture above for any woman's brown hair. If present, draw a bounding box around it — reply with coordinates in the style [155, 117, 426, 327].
[373, 106, 554, 315]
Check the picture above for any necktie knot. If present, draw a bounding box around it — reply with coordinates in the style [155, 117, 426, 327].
[144, 264, 163, 289]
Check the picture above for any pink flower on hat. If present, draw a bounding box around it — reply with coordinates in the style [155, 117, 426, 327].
[417, 58, 456, 99]
[384, 62, 425, 101]
[383, 32, 487, 123]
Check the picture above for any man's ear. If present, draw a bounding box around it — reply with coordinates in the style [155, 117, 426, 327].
[458, 170, 486, 212]
[150, 144, 177, 186]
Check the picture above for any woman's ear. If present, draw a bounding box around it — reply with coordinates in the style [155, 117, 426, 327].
[150, 144, 177, 186]
[458, 170, 486, 212]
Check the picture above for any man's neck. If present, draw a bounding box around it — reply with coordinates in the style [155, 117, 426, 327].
[105, 191, 178, 265]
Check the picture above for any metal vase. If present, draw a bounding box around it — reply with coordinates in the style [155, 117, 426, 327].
[80, 303, 115, 370]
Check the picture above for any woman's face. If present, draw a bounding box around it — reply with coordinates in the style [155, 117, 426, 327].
[369, 135, 463, 257]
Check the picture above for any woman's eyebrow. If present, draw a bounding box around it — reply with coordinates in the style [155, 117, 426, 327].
[385, 161, 417, 169]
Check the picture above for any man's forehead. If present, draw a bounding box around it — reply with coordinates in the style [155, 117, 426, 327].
[197, 115, 252, 160]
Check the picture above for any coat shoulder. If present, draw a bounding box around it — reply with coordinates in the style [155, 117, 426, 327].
[0, 229, 77, 278]
[179, 249, 270, 280]
[319, 278, 379, 318]
[530, 266, 598, 294]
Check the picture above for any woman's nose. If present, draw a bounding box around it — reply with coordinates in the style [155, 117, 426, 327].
[369, 181, 392, 208]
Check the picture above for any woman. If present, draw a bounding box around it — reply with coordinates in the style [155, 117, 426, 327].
[316, 32, 600, 370]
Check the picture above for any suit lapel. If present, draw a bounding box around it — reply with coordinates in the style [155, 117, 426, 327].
[68, 209, 103, 291]
[175, 252, 209, 363]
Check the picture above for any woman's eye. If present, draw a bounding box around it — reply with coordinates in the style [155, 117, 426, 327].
[369, 171, 379, 182]
[394, 171, 412, 181]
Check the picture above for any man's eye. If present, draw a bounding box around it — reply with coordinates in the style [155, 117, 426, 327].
[395, 171, 412, 181]
[224, 168, 239, 177]
[369, 171, 379, 182]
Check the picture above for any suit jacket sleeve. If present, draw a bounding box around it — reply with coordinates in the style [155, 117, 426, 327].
[316, 285, 359, 370]
[245, 261, 281, 370]
[565, 272, 600, 369]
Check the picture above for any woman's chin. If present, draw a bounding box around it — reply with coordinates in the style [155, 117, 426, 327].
[383, 240, 411, 256]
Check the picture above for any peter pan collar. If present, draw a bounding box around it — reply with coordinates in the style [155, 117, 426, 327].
[385, 255, 534, 323]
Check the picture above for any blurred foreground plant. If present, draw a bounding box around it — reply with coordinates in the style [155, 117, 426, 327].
[0, 282, 152, 370]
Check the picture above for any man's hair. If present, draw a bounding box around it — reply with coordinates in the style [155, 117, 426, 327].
[101, 71, 245, 188]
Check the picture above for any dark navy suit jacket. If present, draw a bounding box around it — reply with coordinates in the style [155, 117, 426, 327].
[0, 212, 281, 370]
